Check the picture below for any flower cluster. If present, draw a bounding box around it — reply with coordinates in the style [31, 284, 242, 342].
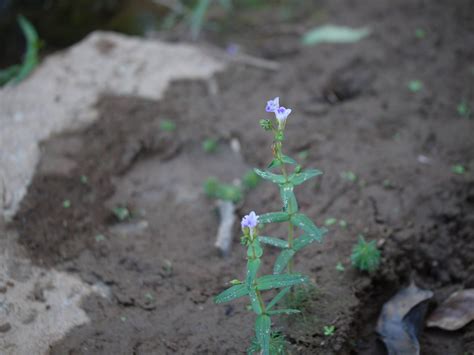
[265, 97, 292, 128]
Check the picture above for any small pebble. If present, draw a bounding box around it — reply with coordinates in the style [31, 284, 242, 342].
[0, 323, 11, 333]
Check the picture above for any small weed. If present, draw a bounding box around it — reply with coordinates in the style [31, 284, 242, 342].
[242, 170, 261, 190]
[351, 235, 381, 272]
[112, 206, 130, 221]
[323, 325, 336, 336]
[248, 331, 287, 355]
[457, 101, 471, 118]
[160, 119, 176, 132]
[62, 199, 71, 209]
[408, 80, 423, 92]
[324, 218, 337, 226]
[451, 164, 465, 175]
[340, 171, 357, 182]
[203, 177, 242, 203]
[95, 234, 106, 242]
[336, 262, 345, 272]
[415, 28, 425, 39]
[202, 138, 218, 153]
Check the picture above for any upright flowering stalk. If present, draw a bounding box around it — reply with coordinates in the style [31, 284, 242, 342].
[214, 98, 327, 354]
[257, 97, 327, 276]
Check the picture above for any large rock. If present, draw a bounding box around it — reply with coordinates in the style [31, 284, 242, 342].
[0, 31, 224, 220]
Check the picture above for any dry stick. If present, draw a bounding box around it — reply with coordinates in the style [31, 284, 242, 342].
[214, 199, 236, 256]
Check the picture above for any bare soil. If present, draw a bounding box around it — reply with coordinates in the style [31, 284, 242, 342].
[9, 0, 474, 354]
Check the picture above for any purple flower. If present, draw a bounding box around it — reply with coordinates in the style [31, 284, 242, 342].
[241, 211, 259, 230]
[275, 106, 292, 123]
[265, 97, 280, 113]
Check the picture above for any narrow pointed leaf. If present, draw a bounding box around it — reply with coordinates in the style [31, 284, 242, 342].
[258, 236, 289, 249]
[273, 249, 296, 274]
[267, 159, 282, 169]
[249, 288, 263, 315]
[214, 284, 248, 304]
[291, 213, 326, 241]
[302, 25, 371, 46]
[290, 169, 322, 186]
[256, 274, 308, 291]
[281, 155, 297, 165]
[254, 168, 286, 184]
[259, 212, 290, 224]
[267, 287, 292, 311]
[280, 183, 298, 214]
[255, 314, 271, 355]
[247, 239, 263, 258]
[293, 230, 328, 251]
[267, 308, 301, 316]
[246, 259, 261, 287]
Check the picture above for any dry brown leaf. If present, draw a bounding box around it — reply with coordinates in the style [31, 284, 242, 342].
[376, 283, 433, 355]
[427, 289, 474, 331]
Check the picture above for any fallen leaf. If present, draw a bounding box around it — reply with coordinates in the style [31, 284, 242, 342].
[376, 283, 433, 355]
[426, 289, 474, 331]
[302, 25, 371, 46]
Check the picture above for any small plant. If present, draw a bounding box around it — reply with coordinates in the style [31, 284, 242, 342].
[214, 97, 328, 354]
[62, 199, 71, 209]
[323, 325, 336, 336]
[451, 164, 466, 175]
[202, 138, 218, 153]
[408, 80, 423, 93]
[351, 235, 381, 272]
[204, 177, 242, 203]
[160, 119, 176, 132]
[112, 206, 130, 221]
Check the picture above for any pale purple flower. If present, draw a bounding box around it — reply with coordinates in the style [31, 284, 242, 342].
[275, 106, 292, 123]
[241, 211, 259, 230]
[265, 97, 280, 113]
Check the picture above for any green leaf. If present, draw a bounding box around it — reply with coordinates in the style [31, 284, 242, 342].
[267, 309, 301, 316]
[293, 231, 328, 252]
[259, 212, 290, 224]
[291, 213, 326, 241]
[254, 168, 286, 184]
[280, 184, 298, 214]
[214, 284, 248, 304]
[249, 288, 263, 315]
[247, 239, 263, 258]
[273, 249, 295, 274]
[246, 259, 261, 287]
[258, 236, 289, 249]
[255, 315, 271, 355]
[290, 169, 322, 186]
[256, 274, 308, 291]
[266, 287, 291, 311]
[302, 25, 371, 46]
[282, 155, 297, 165]
[190, 0, 211, 40]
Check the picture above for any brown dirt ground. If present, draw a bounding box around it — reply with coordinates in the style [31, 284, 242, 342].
[9, 0, 474, 354]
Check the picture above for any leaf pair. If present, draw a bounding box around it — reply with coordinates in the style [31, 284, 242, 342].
[214, 274, 309, 304]
[254, 167, 322, 187]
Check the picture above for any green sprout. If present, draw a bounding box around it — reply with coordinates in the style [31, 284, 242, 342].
[457, 101, 471, 118]
[112, 206, 130, 221]
[160, 119, 176, 132]
[351, 235, 381, 272]
[415, 28, 425, 39]
[451, 164, 465, 175]
[336, 262, 345, 272]
[80, 175, 88, 184]
[202, 138, 218, 153]
[242, 170, 261, 190]
[340, 170, 357, 182]
[214, 97, 329, 354]
[95, 234, 106, 242]
[323, 325, 336, 336]
[203, 177, 242, 203]
[408, 80, 423, 93]
[62, 199, 71, 209]
[324, 217, 337, 226]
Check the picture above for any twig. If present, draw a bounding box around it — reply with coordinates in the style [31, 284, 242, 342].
[214, 199, 236, 256]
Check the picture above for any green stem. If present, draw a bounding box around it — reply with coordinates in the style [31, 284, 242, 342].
[250, 241, 266, 314]
[287, 223, 294, 273]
